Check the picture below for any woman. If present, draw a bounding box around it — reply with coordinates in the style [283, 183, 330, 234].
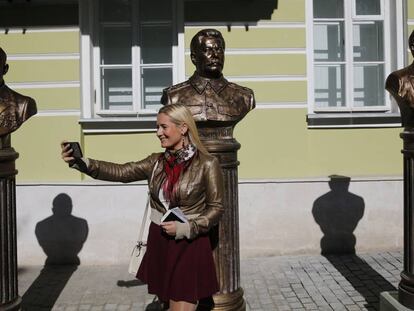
[61, 104, 224, 311]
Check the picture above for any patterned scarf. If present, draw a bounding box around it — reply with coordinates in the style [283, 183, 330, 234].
[162, 144, 196, 206]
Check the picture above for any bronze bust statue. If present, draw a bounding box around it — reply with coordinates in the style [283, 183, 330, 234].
[0, 47, 37, 137]
[161, 29, 255, 125]
[385, 31, 414, 128]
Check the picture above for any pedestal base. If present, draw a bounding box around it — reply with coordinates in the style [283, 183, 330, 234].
[213, 288, 246, 311]
[0, 140, 20, 310]
[0, 296, 21, 311]
[399, 282, 414, 310]
[380, 292, 413, 311]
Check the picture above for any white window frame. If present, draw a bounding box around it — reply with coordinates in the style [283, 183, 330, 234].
[79, 0, 185, 121]
[306, 0, 393, 114]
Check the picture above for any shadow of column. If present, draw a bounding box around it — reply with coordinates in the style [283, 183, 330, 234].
[21, 193, 88, 310]
[312, 175, 396, 310]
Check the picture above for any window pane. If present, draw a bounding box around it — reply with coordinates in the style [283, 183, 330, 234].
[353, 64, 384, 107]
[353, 22, 383, 61]
[100, 0, 130, 22]
[314, 65, 345, 108]
[140, 0, 172, 21]
[101, 68, 133, 110]
[313, 0, 343, 18]
[142, 68, 172, 110]
[314, 23, 344, 61]
[101, 26, 132, 64]
[355, 0, 381, 15]
[141, 25, 172, 64]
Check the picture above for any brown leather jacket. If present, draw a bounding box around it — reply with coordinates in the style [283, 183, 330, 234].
[85, 151, 224, 240]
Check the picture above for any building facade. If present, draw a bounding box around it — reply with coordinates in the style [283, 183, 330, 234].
[0, 0, 410, 265]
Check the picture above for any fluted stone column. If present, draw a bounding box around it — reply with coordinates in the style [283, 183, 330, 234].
[199, 126, 245, 311]
[0, 134, 20, 311]
[398, 130, 414, 308]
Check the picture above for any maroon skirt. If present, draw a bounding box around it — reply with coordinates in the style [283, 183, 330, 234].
[136, 222, 219, 303]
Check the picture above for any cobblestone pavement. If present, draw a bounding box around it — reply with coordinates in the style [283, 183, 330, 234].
[18, 251, 402, 311]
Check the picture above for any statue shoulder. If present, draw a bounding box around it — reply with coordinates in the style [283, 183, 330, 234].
[5, 86, 36, 104]
[227, 82, 254, 96]
[163, 80, 191, 94]
[226, 82, 256, 110]
[386, 64, 414, 97]
[2, 86, 37, 119]
[161, 80, 192, 105]
[385, 72, 401, 95]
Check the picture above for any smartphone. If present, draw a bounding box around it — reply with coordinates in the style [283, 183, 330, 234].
[65, 142, 83, 159]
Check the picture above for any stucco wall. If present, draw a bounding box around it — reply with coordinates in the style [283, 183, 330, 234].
[16, 177, 403, 265]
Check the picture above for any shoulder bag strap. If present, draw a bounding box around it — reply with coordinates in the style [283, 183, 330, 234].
[137, 159, 160, 243]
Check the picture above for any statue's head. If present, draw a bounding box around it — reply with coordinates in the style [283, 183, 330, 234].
[409, 30, 414, 58]
[0, 48, 9, 84]
[190, 29, 225, 79]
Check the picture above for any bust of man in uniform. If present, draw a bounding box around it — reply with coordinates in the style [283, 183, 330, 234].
[385, 31, 414, 128]
[161, 29, 255, 125]
[0, 47, 37, 137]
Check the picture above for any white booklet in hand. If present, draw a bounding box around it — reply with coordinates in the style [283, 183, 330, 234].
[161, 207, 188, 223]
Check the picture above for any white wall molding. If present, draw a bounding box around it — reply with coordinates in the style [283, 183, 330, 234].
[185, 22, 306, 29]
[227, 75, 307, 82]
[8, 81, 80, 89]
[16, 175, 403, 187]
[7, 53, 80, 61]
[256, 102, 307, 109]
[185, 48, 306, 55]
[0, 27, 79, 33]
[34, 110, 81, 117]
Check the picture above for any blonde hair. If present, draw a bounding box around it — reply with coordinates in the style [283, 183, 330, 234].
[158, 104, 209, 155]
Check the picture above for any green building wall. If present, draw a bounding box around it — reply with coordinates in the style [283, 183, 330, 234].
[2, 0, 410, 182]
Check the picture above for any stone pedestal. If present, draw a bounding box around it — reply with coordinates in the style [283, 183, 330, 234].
[199, 126, 245, 311]
[398, 130, 414, 309]
[0, 135, 20, 311]
[380, 291, 413, 311]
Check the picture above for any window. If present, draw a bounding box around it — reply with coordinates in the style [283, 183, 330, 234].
[306, 0, 405, 127]
[312, 0, 389, 112]
[80, 0, 184, 127]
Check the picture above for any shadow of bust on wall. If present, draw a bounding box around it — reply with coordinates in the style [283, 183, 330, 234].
[21, 194, 88, 310]
[312, 176, 396, 309]
[35, 193, 88, 265]
[312, 175, 365, 255]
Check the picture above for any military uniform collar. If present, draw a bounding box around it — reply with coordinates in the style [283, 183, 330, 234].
[189, 72, 228, 94]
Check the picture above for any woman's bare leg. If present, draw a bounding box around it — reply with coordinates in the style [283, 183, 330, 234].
[169, 299, 197, 311]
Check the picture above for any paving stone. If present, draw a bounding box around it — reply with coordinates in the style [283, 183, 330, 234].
[289, 302, 303, 308]
[17, 251, 403, 311]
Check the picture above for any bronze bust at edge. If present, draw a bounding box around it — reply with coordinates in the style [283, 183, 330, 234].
[385, 30, 414, 128]
[0, 47, 37, 137]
